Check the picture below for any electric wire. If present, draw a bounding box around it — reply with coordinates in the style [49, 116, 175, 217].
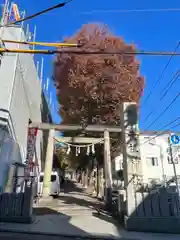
[145, 92, 180, 130]
[2, 48, 180, 55]
[79, 8, 180, 15]
[142, 120, 180, 146]
[160, 70, 180, 100]
[143, 69, 180, 123]
[53, 118, 180, 151]
[142, 42, 180, 106]
[0, 0, 72, 27]
[2, 2, 180, 143]
[2, 39, 81, 48]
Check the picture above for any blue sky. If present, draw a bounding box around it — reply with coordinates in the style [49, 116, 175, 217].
[11, 0, 180, 131]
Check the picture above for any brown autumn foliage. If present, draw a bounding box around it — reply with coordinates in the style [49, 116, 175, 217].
[53, 23, 144, 126]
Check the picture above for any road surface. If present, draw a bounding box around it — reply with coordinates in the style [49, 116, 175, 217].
[0, 231, 138, 240]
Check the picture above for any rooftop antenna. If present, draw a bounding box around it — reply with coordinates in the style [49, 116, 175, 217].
[49, 91, 52, 106]
[46, 77, 49, 92]
[1, 0, 9, 25]
[36, 60, 39, 77]
[26, 23, 29, 40]
[33, 25, 36, 49]
[32, 25, 36, 57]
[40, 57, 44, 86]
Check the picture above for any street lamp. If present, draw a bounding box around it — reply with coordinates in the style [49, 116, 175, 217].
[149, 142, 166, 187]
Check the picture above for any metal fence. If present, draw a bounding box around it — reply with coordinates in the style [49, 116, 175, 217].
[0, 179, 34, 223]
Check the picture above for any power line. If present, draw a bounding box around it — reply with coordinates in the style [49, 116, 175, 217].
[3, 48, 180, 55]
[142, 42, 180, 105]
[142, 119, 180, 146]
[78, 8, 180, 15]
[2, 39, 81, 48]
[145, 92, 180, 130]
[0, 0, 72, 27]
[160, 70, 180, 100]
[143, 69, 180, 123]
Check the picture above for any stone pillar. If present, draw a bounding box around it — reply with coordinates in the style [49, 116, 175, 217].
[43, 129, 55, 197]
[120, 102, 141, 217]
[5, 164, 16, 193]
[84, 168, 88, 188]
[104, 129, 113, 209]
[97, 167, 104, 199]
[82, 171, 85, 187]
[121, 102, 142, 217]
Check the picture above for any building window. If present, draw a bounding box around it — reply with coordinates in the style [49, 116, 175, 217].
[146, 157, 158, 166]
[167, 155, 179, 164]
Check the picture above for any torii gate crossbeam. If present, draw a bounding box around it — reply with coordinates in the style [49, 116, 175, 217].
[29, 123, 122, 133]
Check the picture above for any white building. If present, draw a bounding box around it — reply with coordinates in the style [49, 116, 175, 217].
[0, 21, 45, 191]
[113, 131, 180, 188]
[140, 131, 180, 185]
[0, 24, 42, 163]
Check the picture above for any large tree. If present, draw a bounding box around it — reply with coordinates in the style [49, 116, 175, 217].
[53, 23, 144, 164]
[54, 23, 144, 127]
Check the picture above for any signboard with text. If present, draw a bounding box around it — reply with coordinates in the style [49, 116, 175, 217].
[25, 128, 38, 175]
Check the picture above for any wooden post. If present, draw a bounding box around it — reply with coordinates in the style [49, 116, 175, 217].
[84, 168, 88, 188]
[120, 102, 141, 217]
[98, 167, 104, 199]
[104, 129, 113, 209]
[5, 165, 15, 193]
[96, 164, 99, 196]
[42, 129, 55, 197]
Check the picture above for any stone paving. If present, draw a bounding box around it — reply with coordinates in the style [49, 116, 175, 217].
[1, 181, 180, 240]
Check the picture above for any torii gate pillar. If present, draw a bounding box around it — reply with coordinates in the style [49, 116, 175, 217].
[104, 129, 113, 209]
[43, 129, 55, 196]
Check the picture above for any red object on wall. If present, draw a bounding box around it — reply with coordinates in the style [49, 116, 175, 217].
[25, 128, 38, 175]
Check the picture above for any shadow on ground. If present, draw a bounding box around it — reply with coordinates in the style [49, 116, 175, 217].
[32, 180, 125, 239]
[33, 207, 123, 239]
[60, 180, 84, 194]
[57, 180, 105, 212]
[56, 180, 122, 229]
[28, 207, 102, 238]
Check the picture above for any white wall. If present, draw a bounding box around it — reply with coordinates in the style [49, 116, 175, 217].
[140, 133, 180, 184]
[0, 25, 42, 168]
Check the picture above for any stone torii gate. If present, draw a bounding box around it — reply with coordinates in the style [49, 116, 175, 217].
[29, 102, 142, 215]
[30, 124, 120, 206]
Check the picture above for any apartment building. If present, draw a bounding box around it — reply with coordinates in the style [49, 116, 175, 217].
[140, 131, 180, 184]
[0, 24, 42, 164]
[113, 131, 180, 187]
[0, 20, 47, 191]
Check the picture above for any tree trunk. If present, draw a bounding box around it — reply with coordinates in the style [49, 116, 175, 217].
[96, 164, 99, 196]
[82, 171, 85, 186]
[98, 167, 104, 199]
[84, 168, 88, 188]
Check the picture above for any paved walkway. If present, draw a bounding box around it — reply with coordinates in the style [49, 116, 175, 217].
[1, 180, 180, 239]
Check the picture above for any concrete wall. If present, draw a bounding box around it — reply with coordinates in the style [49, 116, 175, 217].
[0, 25, 42, 168]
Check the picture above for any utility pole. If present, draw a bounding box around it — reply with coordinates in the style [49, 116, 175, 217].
[168, 134, 180, 198]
